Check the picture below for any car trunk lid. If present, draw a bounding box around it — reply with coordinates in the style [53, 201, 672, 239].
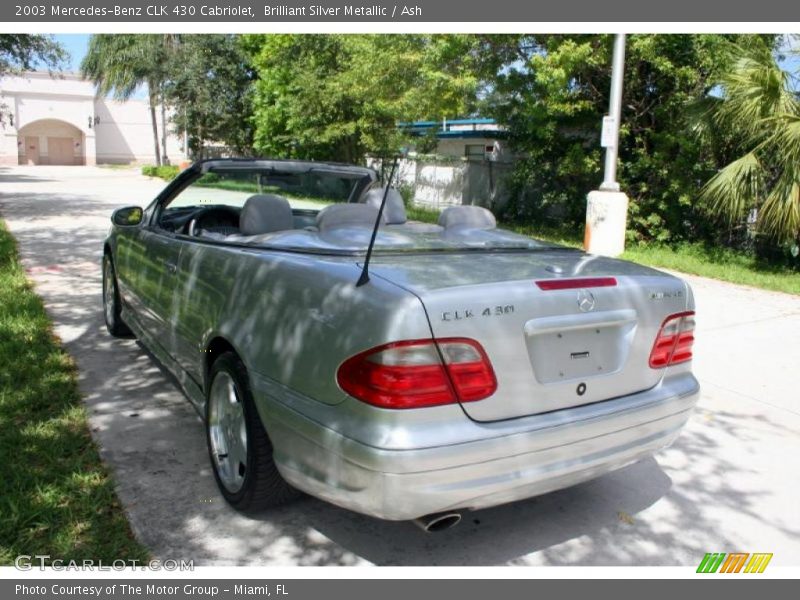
[368, 250, 689, 422]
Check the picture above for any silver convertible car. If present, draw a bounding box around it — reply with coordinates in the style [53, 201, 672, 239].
[103, 159, 699, 531]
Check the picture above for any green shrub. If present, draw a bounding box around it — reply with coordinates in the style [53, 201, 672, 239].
[196, 172, 220, 185]
[397, 182, 415, 207]
[141, 165, 180, 181]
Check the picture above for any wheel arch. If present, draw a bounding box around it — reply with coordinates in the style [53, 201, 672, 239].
[204, 336, 242, 393]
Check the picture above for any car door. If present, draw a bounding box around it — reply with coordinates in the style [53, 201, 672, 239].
[113, 221, 150, 328]
[169, 239, 232, 386]
[135, 228, 185, 357]
[115, 215, 184, 359]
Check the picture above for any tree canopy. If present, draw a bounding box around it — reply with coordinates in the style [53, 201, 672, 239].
[0, 34, 66, 126]
[0, 34, 65, 77]
[81, 34, 177, 165]
[698, 39, 800, 245]
[242, 34, 482, 162]
[82, 34, 254, 165]
[476, 34, 782, 244]
[74, 33, 800, 251]
[242, 33, 796, 247]
[164, 35, 255, 158]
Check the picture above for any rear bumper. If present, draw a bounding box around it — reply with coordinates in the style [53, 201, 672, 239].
[253, 372, 700, 521]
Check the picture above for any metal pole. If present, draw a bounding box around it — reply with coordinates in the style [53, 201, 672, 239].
[600, 34, 626, 192]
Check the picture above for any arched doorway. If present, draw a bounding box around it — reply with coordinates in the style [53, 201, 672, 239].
[17, 119, 85, 166]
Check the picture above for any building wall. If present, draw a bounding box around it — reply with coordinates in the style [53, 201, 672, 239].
[431, 137, 511, 161]
[368, 156, 514, 211]
[94, 98, 185, 164]
[0, 71, 186, 166]
[0, 72, 94, 165]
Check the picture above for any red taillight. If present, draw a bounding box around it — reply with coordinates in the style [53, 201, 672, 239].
[649, 311, 696, 368]
[336, 338, 497, 409]
[535, 277, 617, 290]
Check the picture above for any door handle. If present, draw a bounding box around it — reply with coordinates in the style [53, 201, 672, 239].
[163, 260, 178, 274]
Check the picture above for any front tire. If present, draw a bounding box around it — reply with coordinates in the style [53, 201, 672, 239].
[102, 253, 132, 337]
[206, 352, 299, 512]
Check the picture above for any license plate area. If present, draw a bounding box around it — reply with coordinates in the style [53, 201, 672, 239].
[524, 309, 637, 384]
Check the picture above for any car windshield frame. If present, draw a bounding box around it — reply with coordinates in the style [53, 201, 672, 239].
[152, 159, 377, 219]
[147, 159, 560, 256]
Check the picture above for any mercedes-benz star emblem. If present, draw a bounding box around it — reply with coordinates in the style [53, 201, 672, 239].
[577, 289, 596, 312]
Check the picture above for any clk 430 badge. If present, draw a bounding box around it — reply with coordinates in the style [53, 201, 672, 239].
[442, 305, 515, 321]
[648, 289, 684, 300]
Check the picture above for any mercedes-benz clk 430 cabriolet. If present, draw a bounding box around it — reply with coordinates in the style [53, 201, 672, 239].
[103, 159, 699, 531]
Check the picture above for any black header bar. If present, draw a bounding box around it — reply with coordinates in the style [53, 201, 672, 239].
[3, 0, 799, 22]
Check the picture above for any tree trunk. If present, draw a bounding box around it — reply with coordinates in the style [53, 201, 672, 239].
[160, 88, 169, 165]
[149, 88, 161, 166]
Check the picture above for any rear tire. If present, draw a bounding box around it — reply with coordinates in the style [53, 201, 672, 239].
[206, 352, 299, 512]
[102, 253, 132, 337]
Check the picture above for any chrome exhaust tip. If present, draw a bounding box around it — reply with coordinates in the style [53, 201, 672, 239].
[413, 512, 462, 533]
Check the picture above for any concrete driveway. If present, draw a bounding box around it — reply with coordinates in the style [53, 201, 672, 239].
[2, 165, 799, 566]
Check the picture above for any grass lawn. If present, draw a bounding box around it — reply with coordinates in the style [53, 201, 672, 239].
[0, 219, 149, 565]
[407, 207, 800, 295]
[621, 243, 800, 296]
[521, 226, 800, 296]
[98, 164, 138, 171]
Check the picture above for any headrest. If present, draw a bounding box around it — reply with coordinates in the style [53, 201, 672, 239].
[315, 203, 384, 232]
[361, 187, 407, 224]
[239, 194, 294, 235]
[438, 205, 497, 230]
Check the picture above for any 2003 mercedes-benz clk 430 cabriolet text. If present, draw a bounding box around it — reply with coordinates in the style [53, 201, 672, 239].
[103, 159, 699, 531]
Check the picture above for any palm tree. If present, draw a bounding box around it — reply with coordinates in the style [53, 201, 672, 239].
[698, 39, 800, 245]
[81, 35, 177, 166]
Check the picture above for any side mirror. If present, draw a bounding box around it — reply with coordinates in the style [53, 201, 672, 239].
[111, 206, 143, 227]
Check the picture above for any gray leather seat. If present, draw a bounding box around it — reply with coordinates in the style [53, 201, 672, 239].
[360, 187, 407, 224]
[438, 205, 497, 230]
[316, 203, 384, 232]
[239, 194, 294, 235]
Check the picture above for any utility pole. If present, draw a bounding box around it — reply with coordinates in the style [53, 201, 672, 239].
[584, 33, 629, 256]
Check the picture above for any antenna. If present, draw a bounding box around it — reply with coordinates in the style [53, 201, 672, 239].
[356, 155, 400, 287]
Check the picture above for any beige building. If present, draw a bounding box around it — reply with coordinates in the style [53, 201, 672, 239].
[0, 71, 187, 166]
